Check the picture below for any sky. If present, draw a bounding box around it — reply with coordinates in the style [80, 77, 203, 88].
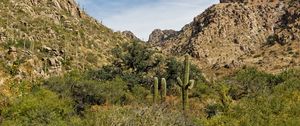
[75, 0, 219, 40]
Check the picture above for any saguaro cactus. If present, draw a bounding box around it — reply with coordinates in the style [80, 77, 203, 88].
[161, 78, 167, 102]
[153, 77, 168, 104]
[176, 55, 195, 111]
[153, 77, 159, 104]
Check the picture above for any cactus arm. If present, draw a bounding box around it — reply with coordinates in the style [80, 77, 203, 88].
[184, 55, 190, 86]
[186, 80, 195, 90]
[153, 77, 159, 104]
[176, 77, 183, 87]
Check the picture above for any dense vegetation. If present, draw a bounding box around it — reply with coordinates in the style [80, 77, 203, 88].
[1, 41, 300, 126]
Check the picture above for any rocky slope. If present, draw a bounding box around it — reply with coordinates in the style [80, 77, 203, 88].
[0, 0, 132, 86]
[149, 0, 300, 78]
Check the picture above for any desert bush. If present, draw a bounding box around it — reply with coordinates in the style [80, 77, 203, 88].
[1, 89, 81, 126]
[266, 35, 278, 46]
[72, 77, 131, 106]
[191, 82, 216, 99]
[84, 105, 194, 126]
[227, 68, 283, 100]
[87, 65, 122, 81]
[45, 73, 132, 112]
[197, 69, 300, 126]
[131, 85, 151, 104]
[277, 69, 300, 81]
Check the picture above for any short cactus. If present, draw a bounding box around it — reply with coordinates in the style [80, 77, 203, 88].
[176, 54, 195, 111]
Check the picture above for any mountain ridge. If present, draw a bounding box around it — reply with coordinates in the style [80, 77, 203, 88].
[149, 0, 300, 78]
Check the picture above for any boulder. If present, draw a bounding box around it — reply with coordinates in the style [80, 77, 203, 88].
[41, 45, 52, 52]
[8, 47, 17, 53]
[48, 58, 57, 66]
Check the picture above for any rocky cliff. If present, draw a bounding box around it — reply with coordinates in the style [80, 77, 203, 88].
[0, 0, 132, 86]
[150, 0, 300, 78]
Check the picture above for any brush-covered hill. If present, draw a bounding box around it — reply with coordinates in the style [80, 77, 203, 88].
[0, 0, 132, 85]
[149, 0, 300, 79]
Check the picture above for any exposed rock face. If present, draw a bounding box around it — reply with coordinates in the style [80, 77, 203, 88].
[148, 29, 178, 45]
[152, 0, 300, 78]
[273, 1, 300, 45]
[28, 0, 84, 18]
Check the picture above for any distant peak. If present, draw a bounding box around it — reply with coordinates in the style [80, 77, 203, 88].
[148, 29, 178, 45]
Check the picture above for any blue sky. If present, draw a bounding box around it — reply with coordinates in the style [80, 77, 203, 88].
[76, 0, 219, 40]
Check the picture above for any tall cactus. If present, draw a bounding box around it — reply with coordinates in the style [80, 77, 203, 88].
[176, 55, 195, 111]
[153, 77, 159, 104]
[161, 78, 167, 102]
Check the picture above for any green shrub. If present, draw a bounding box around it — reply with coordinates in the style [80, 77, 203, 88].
[131, 85, 151, 104]
[191, 82, 216, 99]
[1, 89, 80, 126]
[205, 103, 223, 118]
[266, 35, 278, 46]
[200, 70, 300, 126]
[72, 77, 130, 106]
[277, 69, 300, 81]
[45, 73, 132, 113]
[227, 68, 283, 100]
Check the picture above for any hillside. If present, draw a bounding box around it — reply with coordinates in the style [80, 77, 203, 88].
[149, 0, 300, 79]
[0, 0, 132, 86]
[1, 0, 300, 125]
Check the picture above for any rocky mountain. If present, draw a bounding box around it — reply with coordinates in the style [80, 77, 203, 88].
[0, 0, 132, 86]
[149, 0, 300, 78]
